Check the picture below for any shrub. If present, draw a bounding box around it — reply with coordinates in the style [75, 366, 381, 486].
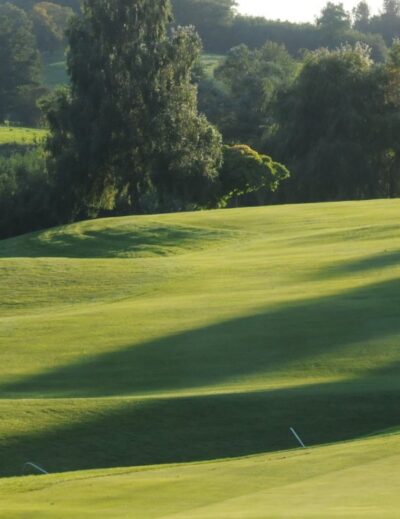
[0, 148, 53, 239]
[217, 144, 290, 206]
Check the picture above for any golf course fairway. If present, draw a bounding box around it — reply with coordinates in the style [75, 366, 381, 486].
[1, 199, 400, 516]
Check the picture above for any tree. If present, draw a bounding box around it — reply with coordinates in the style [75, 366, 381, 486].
[44, 0, 222, 220]
[369, 1, 400, 45]
[379, 39, 400, 196]
[214, 42, 297, 145]
[272, 44, 389, 202]
[0, 3, 43, 125]
[0, 148, 51, 239]
[317, 2, 351, 34]
[217, 144, 289, 206]
[353, 1, 370, 33]
[383, 0, 400, 16]
[31, 2, 74, 52]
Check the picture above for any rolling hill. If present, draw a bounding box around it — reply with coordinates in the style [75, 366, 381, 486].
[1, 200, 400, 516]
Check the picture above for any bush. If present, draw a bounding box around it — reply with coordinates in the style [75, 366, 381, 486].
[217, 144, 290, 207]
[0, 148, 53, 239]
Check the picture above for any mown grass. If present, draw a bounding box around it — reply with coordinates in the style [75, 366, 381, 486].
[0, 126, 46, 146]
[1, 433, 400, 517]
[1, 200, 400, 515]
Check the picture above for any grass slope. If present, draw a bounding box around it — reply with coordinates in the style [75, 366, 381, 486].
[1, 433, 400, 517]
[1, 200, 400, 514]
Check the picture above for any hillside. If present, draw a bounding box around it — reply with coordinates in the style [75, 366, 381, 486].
[1, 433, 400, 518]
[1, 200, 400, 515]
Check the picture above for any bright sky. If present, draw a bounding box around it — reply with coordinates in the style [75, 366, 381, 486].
[236, 1, 383, 23]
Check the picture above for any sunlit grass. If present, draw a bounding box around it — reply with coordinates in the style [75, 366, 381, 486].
[1, 200, 400, 515]
[0, 126, 46, 146]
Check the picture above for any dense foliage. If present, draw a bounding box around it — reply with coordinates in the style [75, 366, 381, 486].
[211, 42, 297, 145]
[4, 1, 400, 240]
[217, 144, 289, 206]
[270, 43, 400, 202]
[0, 147, 50, 238]
[43, 0, 223, 221]
[0, 3, 44, 125]
[172, 0, 388, 60]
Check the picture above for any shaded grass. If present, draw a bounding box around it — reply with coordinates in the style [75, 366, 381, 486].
[0, 379, 399, 478]
[1, 200, 400, 488]
[1, 433, 400, 517]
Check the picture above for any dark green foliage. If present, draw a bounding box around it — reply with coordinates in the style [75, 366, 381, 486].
[213, 42, 297, 146]
[0, 3, 44, 125]
[43, 0, 222, 220]
[172, 0, 236, 52]
[172, 0, 387, 61]
[352, 1, 400, 47]
[31, 2, 74, 52]
[271, 43, 400, 202]
[0, 148, 52, 238]
[353, 1, 370, 33]
[317, 2, 351, 34]
[2, 0, 81, 12]
[217, 144, 289, 206]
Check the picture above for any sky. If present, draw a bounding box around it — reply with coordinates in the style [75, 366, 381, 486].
[236, 1, 383, 23]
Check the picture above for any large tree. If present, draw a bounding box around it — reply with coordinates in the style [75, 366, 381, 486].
[352, 1, 370, 33]
[272, 44, 391, 202]
[0, 3, 43, 125]
[213, 42, 297, 146]
[44, 0, 222, 219]
[31, 1, 74, 52]
[317, 2, 351, 34]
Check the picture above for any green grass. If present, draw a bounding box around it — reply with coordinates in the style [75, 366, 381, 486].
[201, 53, 225, 78]
[1, 200, 400, 515]
[1, 433, 400, 518]
[42, 52, 224, 87]
[0, 126, 46, 146]
[43, 50, 69, 88]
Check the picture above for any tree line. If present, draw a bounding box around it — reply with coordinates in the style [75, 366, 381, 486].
[0, 0, 288, 238]
[199, 36, 400, 203]
[2, 1, 400, 239]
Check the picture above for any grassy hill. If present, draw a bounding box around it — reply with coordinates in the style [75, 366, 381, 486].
[1, 433, 400, 518]
[1, 200, 400, 515]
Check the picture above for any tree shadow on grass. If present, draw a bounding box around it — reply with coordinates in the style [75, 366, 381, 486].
[313, 250, 400, 279]
[1, 277, 400, 476]
[2, 277, 400, 398]
[0, 375, 399, 477]
[0, 225, 231, 259]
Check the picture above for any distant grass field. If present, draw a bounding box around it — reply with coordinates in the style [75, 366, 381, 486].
[43, 52, 224, 87]
[0, 126, 46, 146]
[43, 50, 69, 88]
[201, 53, 225, 78]
[1, 200, 400, 515]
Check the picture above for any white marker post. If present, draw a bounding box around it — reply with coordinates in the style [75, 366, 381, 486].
[290, 427, 306, 448]
[23, 462, 49, 475]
